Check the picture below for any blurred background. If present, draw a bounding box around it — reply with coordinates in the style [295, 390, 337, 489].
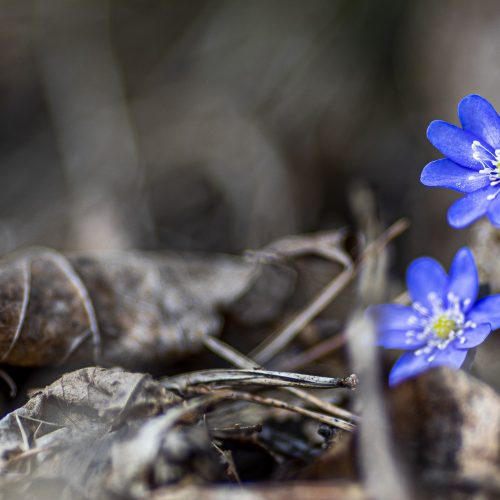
[0, 0, 499, 262]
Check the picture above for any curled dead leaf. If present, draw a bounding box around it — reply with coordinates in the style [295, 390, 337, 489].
[0, 248, 294, 369]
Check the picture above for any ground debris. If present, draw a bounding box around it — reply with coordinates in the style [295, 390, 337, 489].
[389, 367, 500, 497]
[150, 481, 367, 500]
[0, 367, 201, 499]
[0, 248, 294, 370]
[0, 365, 356, 499]
[470, 219, 500, 293]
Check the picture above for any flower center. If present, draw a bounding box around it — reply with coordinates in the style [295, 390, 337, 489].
[471, 140, 500, 200]
[405, 292, 474, 363]
[432, 315, 456, 339]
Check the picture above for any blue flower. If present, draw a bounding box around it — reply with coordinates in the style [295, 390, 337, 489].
[421, 94, 500, 228]
[369, 247, 500, 386]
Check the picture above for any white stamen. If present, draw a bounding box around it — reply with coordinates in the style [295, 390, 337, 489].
[487, 188, 500, 201]
[413, 302, 429, 316]
[471, 141, 500, 201]
[409, 291, 469, 363]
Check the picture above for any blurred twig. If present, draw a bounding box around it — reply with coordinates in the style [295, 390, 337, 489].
[35, 0, 152, 250]
[252, 219, 409, 364]
[346, 184, 410, 500]
[250, 231, 353, 364]
[278, 292, 408, 372]
[278, 331, 347, 372]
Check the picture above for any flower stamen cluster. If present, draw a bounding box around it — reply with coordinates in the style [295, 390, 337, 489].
[372, 95, 500, 386]
[407, 292, 473, 362]
[370, 246, 500, 386]
[420, 94, 500, 228]
[471, 140, 500, 200]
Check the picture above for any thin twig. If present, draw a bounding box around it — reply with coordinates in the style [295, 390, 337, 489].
[204, 336, 257, 369]
[163, 368, 355, 392]
[204, 336, 358, 423]
[245, 228, 351, 268]
[277, 332, 347, 372]
[211, 442, 241, 484]
[252, 266, 354, 364]
[6, 446, 56, 464]
[15, 414, 30, 452]
[251, 218, 409, 364]
[192, 387, 356, 432]
[277, 289, 410, 372]
[347, 184, 410, 500]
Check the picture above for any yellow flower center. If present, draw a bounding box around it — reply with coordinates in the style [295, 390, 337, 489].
[432, 315, 456, 339]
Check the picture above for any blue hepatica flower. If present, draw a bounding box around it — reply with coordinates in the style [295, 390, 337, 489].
[369, 247, 500, 386]
[421, 94, 500, 228]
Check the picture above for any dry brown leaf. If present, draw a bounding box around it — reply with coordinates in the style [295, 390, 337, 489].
[0, 367, 220, 499]
[389, 367, 500, 496]
[0, 248, 294, 369]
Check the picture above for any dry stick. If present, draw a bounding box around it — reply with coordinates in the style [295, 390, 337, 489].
[204, 336, 358, 424]
[164, 368, 355, 391]
[6, 446, 55, 464]
[246, 229, 351, 267]
[278, 331, 347, 372]
[15, 414, 30, 452]
[211, 441, 242, 484]
[15, 414, 32, 475]
[347, 185, 410, 500]
[347, 313, 410, 500]
[252, 218, 410, 365]
[192, 387, 356, 432]
[252, 266, 353, 365]
[280, 289, 410, 371]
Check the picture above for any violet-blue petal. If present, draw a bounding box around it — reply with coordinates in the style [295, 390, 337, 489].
[458, 94, 500, 150]
[467, 295, 500, 330]
[446, 247, 478, 309]
[389, 348, 467, 386]
[486, 195, 500, 227]
[378, 330, 426, 349]
[429, 347, 468, 369]
[367, 304, 418, 331]
[427, 120, 484, 170]
[420, 159, 490, 193]
[406, 257, 447, 308]
[447, 186, 495, 228]
[456, 323, 492, 350]
[388, 352, 431, 386]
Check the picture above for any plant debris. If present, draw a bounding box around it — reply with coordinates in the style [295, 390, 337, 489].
[0, 366, 357, 499]
[0, 248, 294, 370]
